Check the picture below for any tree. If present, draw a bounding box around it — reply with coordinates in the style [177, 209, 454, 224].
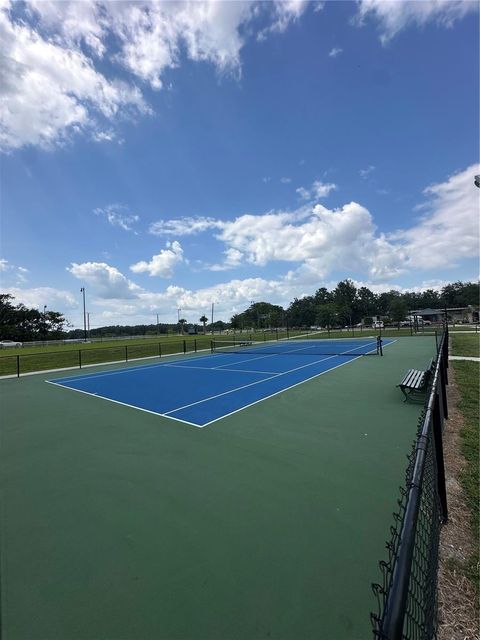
[178, 318, 187, 333]
[389, 298, 409, 326]
[317, 303, 337, 330]
[333, 279, 359, 325]
[199, 315, 208, 334]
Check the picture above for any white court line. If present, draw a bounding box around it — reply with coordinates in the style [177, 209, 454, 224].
[165, 363, 281, 376]
[45, 380, 202, 428]
[164, 344, 373, 417]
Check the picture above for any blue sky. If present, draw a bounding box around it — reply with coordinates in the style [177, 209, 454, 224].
[1, 0, 479, 328]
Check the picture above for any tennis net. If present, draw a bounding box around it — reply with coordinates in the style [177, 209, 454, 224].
[211, 337, 383, 357]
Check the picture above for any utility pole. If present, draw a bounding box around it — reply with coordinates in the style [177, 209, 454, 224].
[211, 302, 214, 335]
[87, 312, 91, 339]
[43, 305, 47, 341]
[177, 308, 181, 334]
[80, 287, 87, 342]
[156, 313, 159, 335]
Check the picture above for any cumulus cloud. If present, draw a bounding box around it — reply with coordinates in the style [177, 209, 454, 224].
[356, 0, 478, 43]
[0, 1, 149, 151]
[130, 241, 184, 278]
[94, 204, 140, 232]
[149, 216, 222, 236]
[280, 177, 292, 184]
[67, 262, 142, 299]
[391, 163, 480, 269]
[296, 180, 338, 200]
[1, 1, 314, 151]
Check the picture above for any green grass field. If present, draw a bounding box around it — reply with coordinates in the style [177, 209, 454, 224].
[0, 335, 437, 640]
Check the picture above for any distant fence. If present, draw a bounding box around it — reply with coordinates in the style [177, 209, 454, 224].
[371, 327, 449, 639]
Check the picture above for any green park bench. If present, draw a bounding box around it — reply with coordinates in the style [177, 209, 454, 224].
[398, 359, 435, 402]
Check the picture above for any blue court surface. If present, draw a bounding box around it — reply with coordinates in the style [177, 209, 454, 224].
[47, 337, 393, 428]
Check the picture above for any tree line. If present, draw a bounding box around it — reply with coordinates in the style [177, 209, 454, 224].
[0, 280, 478, 342]
[231, 280, 480, 329]
[0, 294, 68, 341]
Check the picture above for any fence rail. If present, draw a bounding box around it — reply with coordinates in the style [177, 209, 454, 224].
[371, 326, 449, 640]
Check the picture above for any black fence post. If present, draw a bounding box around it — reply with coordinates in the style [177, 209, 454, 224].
[158, 343, 162, 358]
[183, 340, 186, 354]
[125, 345, 128, 362]
[210, 340, 214, 354]
[276, 328, 279, 341]
[432, 394, 448, 523]
[194, 339, 197, 353]
[16, 354, 20, 378]
[79, 349, 82, 369]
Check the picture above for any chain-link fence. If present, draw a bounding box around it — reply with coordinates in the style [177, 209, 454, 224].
[371, 327, 449, 640]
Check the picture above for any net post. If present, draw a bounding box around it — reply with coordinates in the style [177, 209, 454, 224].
[377, 336, 383, 356]
[17, 354, 20, 378]
[79, 349, 82, 369]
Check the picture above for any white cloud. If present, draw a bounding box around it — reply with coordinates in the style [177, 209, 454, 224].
[296, 179, 338, 200]
[94, 204, 140, 232]
[328, 47, 343, 57]
[0, 1, 149, 152]
[280, 177, 292, 184]
[7, 286, 77, 310]
[67, 262, 142, 299]
[0, 258, 29, 284]
[359, 165, 376, 179]
[391, 163, 480, 269]
[356, 0, 478, 43]
[149, 216, 222, 236]
[1, 1, 315, 151]
[130, 241, 184, 278]
[258, 0, 311, 40]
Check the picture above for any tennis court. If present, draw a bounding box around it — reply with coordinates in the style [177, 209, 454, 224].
[47, 337, 390, 427]
[0, 335, 436, 640]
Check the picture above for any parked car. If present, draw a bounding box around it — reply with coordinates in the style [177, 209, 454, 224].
[0, 340, 22, 348]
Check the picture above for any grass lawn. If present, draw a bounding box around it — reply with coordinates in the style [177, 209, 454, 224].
[451, 360, 479, 598]
[450, 333, 480, 357]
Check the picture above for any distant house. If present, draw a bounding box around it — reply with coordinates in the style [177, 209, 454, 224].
[410, 307, 479, 324]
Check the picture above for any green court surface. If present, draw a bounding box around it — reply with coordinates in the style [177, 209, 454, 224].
[0, 336, 437, 640]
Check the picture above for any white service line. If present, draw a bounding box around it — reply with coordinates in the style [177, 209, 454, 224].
[164, 350, 356, 417]
[165, 363, 281, 375]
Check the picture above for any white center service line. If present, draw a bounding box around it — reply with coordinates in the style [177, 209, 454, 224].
[164, 341, 379, 417]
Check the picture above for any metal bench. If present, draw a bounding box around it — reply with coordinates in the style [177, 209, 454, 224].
[398, 359, 435, 402]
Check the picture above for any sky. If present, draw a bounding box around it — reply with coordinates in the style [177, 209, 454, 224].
[0, 0, 479, 329]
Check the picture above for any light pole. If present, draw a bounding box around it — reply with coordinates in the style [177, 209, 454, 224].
[87, 312, 91, 339]
[156, 313, 159, 335]
[43, 305, 47, 341]
[177, 308, 181, 335]
[211, 302, 214, 335]
[80, 287, 87, 342]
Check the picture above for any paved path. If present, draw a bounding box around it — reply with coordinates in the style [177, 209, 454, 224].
[449, 355, 480, 362]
